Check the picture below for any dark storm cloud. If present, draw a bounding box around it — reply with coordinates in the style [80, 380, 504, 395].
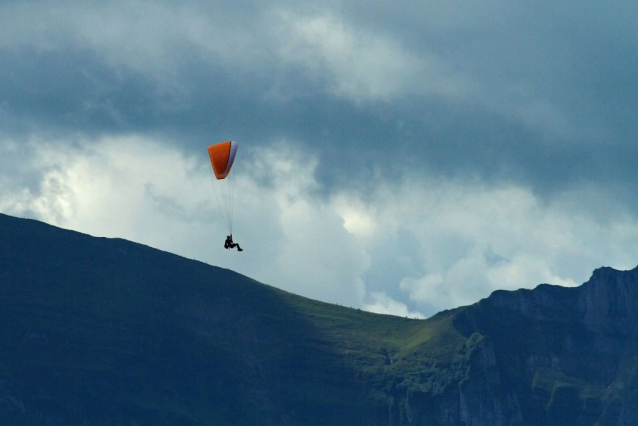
[2, 0, 638, 202]
[0, 46, 160, 137]
[5, 0, 638, 317]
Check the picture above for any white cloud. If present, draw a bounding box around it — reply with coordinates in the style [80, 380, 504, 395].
[364, 292, 425, 318]
[275, 11, 469, 102]
[365, 178, 638, 313]
[2, 136, 638, 318]
[238, 143, 369, 306]
[333, 195, 378, 238]
[0, 136, 369, 308]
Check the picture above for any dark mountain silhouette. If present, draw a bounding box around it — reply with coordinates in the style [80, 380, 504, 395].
[1, 212, 637, 425]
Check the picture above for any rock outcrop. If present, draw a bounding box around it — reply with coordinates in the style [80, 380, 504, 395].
[391, 266, 638, 425]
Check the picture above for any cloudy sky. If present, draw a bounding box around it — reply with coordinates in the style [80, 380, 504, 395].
[2, 0, 638, 317]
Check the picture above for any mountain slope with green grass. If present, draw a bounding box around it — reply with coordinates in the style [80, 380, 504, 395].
[1, 213, 637, 425]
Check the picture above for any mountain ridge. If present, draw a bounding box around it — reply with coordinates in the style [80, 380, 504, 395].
[1, 212, 637, 425]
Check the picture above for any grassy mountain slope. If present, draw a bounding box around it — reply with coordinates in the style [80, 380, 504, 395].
[2, 213, 638, 425]
[0, 214, 468, 425]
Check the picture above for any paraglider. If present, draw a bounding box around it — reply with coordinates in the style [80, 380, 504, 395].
[224, 235, 243, 251]
[208, 141, 243, 252]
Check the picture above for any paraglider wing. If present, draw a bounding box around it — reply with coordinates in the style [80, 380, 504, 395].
[207, 140, 239, 235]
[208, 141, 238, 180]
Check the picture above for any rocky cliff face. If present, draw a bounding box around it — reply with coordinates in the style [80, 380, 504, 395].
[392, 266, 638, 426]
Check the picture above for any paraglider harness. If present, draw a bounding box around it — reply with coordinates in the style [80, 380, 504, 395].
[224, 234, 243, 251]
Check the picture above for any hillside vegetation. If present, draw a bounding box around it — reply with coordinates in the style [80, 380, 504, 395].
[2, 213, 637, 425]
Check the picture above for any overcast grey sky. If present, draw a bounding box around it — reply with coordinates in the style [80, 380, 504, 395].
[2, 0, 638, 317]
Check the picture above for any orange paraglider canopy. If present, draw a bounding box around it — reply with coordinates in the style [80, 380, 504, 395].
[208, 141, 238, 180]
